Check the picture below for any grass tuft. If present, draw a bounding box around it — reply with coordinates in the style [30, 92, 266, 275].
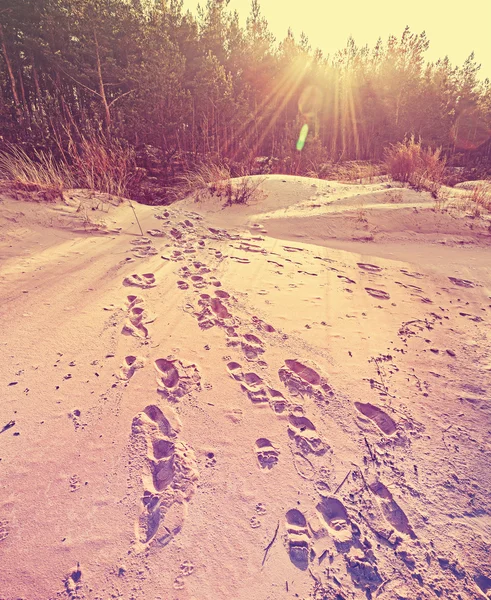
[385, 135, 446, 196]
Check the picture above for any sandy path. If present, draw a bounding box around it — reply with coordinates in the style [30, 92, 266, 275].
[0, 180, 490, 599]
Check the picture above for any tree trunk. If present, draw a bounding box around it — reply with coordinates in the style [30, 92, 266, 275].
[94, 29, 111, 128]
[0, 23, 22, 120]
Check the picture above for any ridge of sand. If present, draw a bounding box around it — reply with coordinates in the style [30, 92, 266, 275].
[0, 177, 490, 599]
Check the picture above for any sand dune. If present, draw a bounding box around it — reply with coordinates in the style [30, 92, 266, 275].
[1, 176, 490, 599]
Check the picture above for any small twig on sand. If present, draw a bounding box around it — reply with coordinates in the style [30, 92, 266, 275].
[262, 520, 279, 566]
[334, 470, 351, 495]
[0, 420, 15, 434]
[351, 463, 371, 493]
[128, 200, 143, 236]
[308, 567, 320, 584]
[364, 437, 375, 461]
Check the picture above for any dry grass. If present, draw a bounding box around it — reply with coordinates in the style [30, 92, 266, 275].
[0, 144, 70, 201]
[0, 134, 136, 202]
[385, 136, 446, 196]
[177, 161, 265, 206]
[384, 189, 404, 203]
[67, 132, 136, 198]
[466, 181, 491, 212]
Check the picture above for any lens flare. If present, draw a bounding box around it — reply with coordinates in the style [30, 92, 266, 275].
[296, 124, 309, 151]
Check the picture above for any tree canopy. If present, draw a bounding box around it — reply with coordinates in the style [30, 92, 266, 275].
[1, 0, 490, 167]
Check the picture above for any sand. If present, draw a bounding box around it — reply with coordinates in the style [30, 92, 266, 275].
[0, 176, 490, 599]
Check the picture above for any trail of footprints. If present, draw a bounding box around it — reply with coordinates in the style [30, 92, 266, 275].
[118, 233, 200, 552]
[113, 211, 481, 596]
[131, 403, 198, 548]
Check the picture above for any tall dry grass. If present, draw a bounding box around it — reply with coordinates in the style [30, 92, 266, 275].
[0, 144, 71, 201]
[0, 133, 136, 201]
[385, 136, 446, 196]
[67, 132, 136, 197]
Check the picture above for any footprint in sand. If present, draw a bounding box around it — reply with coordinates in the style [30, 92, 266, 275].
[177, 280, 189, 290]
[227, 361, 287, 411]
[64, 564, 84, 599]
[240, 371, 269, 405]
[475, 574, 491, 597]
[365, 287, 390, 300]
[369, 481, 415, 538]
[316, 496, 352, 543]
[400, 268, 423, 279]
[230, 256, 250, 264]
[226, 361, 243, 380]
[215, 290, 230, 299]
[132, 245, 158, 258]
[448, 276, 475, 288]
[285, 509, 310, 570]
[69, 474, 81, 492]
[288, 415, 327, 455]
[147, 229, 165, 237]
[292, 452, 315, 481]
[338, 275, 356, 284]
[252, 316, 275, 333]
[154, 357, 201, 401]
[267, 387, 290, 414]
[354, 401, 397, 435]
[279, 359, 332, 402]
[119, 355, 145, 380]
[123, 273, 156, 288]
[282, 246, 304, 253]
[131, 404, 198, 548]
[0, 520, 10, 542]
[130, 237, 152, 245]
[357, 263, 382, 273]
[241, 333, 265, 361]
[122, 296, 154, 338]
[210, 297, 232, 319]
[227, 360, 268, 404]
[255, 438, 280, 469]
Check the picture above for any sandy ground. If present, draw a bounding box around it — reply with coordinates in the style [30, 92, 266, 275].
[0, 176, 490, 600]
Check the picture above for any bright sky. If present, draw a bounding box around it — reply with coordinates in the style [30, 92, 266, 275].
[186, 0, 491, 80]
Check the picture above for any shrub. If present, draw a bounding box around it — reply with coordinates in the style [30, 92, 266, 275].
[384, 136, 446, 196]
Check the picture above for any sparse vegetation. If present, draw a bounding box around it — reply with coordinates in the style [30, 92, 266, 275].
[0, 144, 69, 201]
[67, 132, 137, 198]
[176, 162, 265, 206]
[465, 180, 491, 212]
[0, 134, 136, 201]
[385, 189, 404, 203]
[384, 136, 446, 196]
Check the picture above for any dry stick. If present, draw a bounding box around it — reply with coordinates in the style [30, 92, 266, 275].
[262, 520, 279, 566]
[129, 200, 144, 236]
[334, 470, 351, 495]
[364, 437, 375, 461]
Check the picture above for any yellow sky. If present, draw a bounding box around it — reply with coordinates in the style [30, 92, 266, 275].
[186, 0, 491, 80]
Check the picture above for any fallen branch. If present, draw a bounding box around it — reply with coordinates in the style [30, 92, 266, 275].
[364, 437, 375, 461]
[262, 520, 279, 566]
[334, 470, 351, 495]
[129, 200, 144, 236]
